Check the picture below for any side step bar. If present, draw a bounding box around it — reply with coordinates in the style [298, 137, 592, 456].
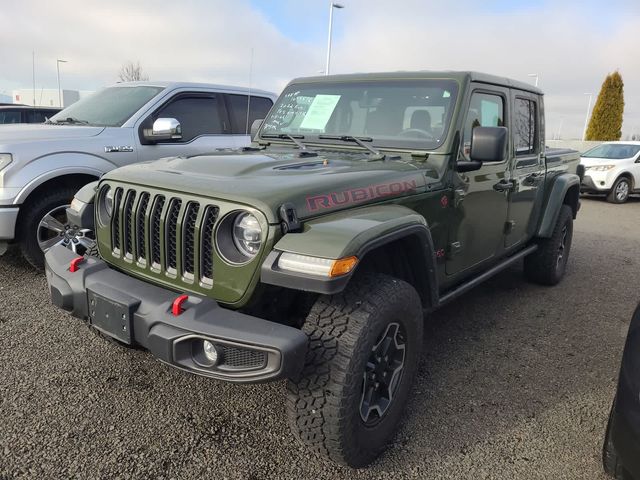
[437, 244, 538, 308]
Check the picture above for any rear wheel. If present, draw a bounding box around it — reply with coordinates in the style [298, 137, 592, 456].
[18, 187, 95, 269]
[607, 177, 631, 204]
[524, 205, 573, 286]
[286, 274, 423, 467]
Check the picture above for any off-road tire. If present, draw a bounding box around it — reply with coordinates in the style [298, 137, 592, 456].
[603, 404, 630, 479]
[286, 273, 423, 468]
[85, 243, 100, 258]
[18, 187, 78, 270]
[607, 177, 631, 204]
[524, 205, 573, 286]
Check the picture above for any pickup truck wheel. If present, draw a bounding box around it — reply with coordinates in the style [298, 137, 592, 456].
[18, 187, 95, 269]
[607, 177, 631, 204]
[524, 205, 573, 286]
[603, 403, 631, 479]
[286, 274, 423, 468]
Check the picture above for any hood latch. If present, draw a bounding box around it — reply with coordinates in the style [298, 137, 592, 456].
[279, 203, 302, 234]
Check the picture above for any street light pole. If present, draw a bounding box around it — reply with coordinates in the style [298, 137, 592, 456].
[325, 2, 344, 76]
[582, 92, 593, 141]
[527, 73, 539, 87]
[56, 59, 67, 108]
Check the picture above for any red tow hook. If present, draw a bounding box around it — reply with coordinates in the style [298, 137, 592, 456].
[69, 256, 85, 273]
[172, 295, 189, 316]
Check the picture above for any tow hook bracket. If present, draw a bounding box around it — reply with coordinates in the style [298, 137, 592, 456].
[172, 295, 189, 316]
[69, 256, 85, 272]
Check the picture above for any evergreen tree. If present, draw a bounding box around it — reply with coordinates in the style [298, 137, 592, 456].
[586, 71, 625, 141]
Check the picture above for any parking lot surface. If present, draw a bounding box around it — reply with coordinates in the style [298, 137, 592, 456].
[0, 196, 638, 480]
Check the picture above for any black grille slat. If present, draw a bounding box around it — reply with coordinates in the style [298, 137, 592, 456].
[182, 203, 200, 277]
[122, 191, 136, 257]
[111, 188, 123, 252]
[165, 199, 182, 271]
[200, 206, 219, 282]
[150, 196, 166, 267]
[136, 193, 150, 262]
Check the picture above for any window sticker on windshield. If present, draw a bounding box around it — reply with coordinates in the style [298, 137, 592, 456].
[299, 94, 341, 130]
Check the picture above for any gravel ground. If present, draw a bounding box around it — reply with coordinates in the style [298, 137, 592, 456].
[0, 196, 638, 480]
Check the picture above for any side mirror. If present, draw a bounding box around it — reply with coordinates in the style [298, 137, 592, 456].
[143, 118, 182, 142]
[250, 119, 264, 140]
[470, 126, 508, 163]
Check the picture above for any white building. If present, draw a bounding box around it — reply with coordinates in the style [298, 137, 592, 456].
[12, 88, 81, 108]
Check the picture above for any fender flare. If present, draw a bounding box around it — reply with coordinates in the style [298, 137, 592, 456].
[261, 204, 438, 307]
[536, 173, 580, 238]
[13, 152, 117, 205]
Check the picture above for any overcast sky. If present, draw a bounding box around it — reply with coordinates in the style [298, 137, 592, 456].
[1, 0, 639, 139]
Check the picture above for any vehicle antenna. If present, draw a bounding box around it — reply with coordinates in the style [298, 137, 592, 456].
[245, 48, 254, 135]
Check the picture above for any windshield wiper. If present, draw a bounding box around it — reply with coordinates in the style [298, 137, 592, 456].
[318, 135, 385, 159]
[47, 117, 90, 125]
[261, 134, 317, 157]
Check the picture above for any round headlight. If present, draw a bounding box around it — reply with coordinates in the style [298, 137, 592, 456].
[104, 187, 115, 217]
[232, 212, 262, 257]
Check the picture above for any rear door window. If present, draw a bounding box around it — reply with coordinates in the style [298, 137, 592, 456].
[226, 95, 274, 134]
[514, 98, 538, 156]
[28, 110, 49, 123]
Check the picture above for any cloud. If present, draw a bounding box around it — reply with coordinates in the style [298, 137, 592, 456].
[1, 0, 639, 139]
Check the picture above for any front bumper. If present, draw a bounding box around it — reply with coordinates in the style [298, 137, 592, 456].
[45, 245, 308, 383]
[580, 171, 613, 192]
[0, 206, 19, 240]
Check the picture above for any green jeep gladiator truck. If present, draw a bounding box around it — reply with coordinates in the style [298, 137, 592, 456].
[45, 71, 581, 467]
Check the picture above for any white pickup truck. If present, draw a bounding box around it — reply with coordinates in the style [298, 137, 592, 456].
[0, 81, 277, 267]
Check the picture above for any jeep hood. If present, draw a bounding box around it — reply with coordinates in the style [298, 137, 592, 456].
[103, 150, 439, 223]
[0, 123, 105, 145]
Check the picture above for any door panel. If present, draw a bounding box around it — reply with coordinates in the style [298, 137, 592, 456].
[446, 87, 511, 276]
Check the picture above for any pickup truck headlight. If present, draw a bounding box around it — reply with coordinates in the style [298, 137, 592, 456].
[233, 212, 262, 257]
[216, 211, 264, 264]
[586, 165, 615, 172]
[0, 153, 13, 171]
[97, 185, 115, 226]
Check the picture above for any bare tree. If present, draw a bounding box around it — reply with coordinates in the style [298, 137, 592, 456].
[118, 61, 149, 82]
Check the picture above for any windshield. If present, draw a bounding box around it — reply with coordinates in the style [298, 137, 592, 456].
[49, 86, 164, 127]
[261, 79, 459, 150]
[582, 144, 640, 159]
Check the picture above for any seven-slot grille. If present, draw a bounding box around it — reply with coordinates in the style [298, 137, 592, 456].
[107, 186, 219, 284]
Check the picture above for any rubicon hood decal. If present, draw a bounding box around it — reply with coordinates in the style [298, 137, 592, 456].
[306, 179, 419, 212]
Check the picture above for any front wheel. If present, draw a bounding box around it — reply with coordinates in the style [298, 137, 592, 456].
[607, 177, 631, 204]
[18, 187, 95, 269]
[603, 403, 631, 479]
[286, 274, 423, 467]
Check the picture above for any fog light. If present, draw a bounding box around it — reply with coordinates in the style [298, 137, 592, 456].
[203, 340, 221, 365]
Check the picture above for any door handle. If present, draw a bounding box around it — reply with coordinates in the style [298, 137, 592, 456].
[493, 179, 516, 192]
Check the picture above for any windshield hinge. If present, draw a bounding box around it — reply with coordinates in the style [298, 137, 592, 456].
[279, 203, 302, 234]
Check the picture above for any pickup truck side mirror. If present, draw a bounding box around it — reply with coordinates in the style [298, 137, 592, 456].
[250, 119, 264, 140]
[143, 118, 182, 142]
[470, 126, 508, 163]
